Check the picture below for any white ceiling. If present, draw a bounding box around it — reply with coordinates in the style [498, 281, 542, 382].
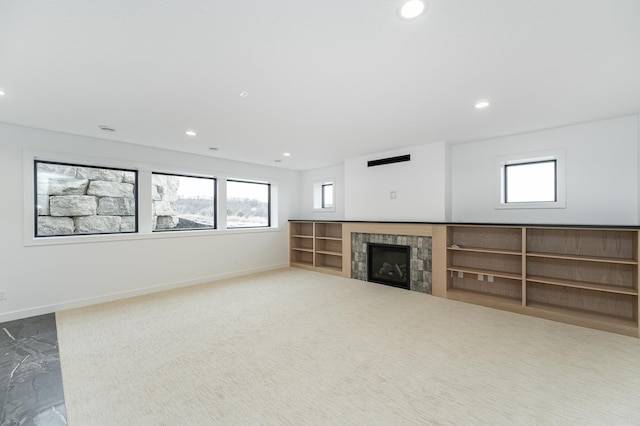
[1, 0, 639, 171]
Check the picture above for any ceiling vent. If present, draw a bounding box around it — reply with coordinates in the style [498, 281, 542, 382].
[367, 154, 411, 167]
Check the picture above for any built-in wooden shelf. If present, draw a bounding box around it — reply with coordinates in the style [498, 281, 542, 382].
[447, 266, 521, 281]
[289, 221, 640, 337]
[448, 246, 521, 256]
[527, 252, 637, 265]
[526, 302, 638, 337]
[526, 275, 638, 295]
[290, 221, 344, 276]
[441, 224, 639, 337]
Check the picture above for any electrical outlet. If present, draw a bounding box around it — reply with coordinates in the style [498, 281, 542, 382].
[390, 191, 397, 199]
[0, 290, 6, 301]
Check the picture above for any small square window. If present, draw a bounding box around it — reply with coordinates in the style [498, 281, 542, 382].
[496, 151, 565, 210]
[504, 160, 557, 203]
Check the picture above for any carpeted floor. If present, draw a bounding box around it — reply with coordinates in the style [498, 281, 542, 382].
[56, 268, 640, 425]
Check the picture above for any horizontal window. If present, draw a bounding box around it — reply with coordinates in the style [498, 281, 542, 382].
[152, 173, 216, 232]
[35, 160, 138, 237]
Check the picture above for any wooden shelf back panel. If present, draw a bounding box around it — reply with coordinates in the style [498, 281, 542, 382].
[527, 257, 636, 289]
[450, 251, 522, 275]
[291, 250, 314, 265]
[448, 266, 521, 281]
[448, 247, 521, 256]
[315, 222, 342, 239]
[526, 252, 637, 265]
[526, 228, 637, 261]
[316, 238, 342, 254]
[450, 274, 522, 300]
[291, 237, 314, 250]
[315, 252, 342, 270]
[527, 275, 638, 295]
[449, 226, 522, 251]
[526, 303, 638, 337]
[290, 222, 314, 237]
[527, 282, 636, 321]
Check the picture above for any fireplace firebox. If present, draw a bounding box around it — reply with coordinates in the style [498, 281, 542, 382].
[367, 243, 411, 290]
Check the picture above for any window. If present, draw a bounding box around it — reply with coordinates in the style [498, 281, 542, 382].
[496, 150, 565, 209]
[313, 180, 335, 211]
[322, 183, 334, 208]
[35, 160, 137, 237]
[226, 179, 270, 228]
[152, 173, 216, 231]
[504, 160, 556, 203]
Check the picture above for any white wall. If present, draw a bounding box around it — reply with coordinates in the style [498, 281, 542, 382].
[451, 115, 639, 225]
[296, 163, 345, 220]
[344, 142, 449, 221]
[0, 123, 301, 322]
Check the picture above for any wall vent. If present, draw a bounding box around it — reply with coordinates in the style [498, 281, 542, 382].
[367, 154, 411, 167]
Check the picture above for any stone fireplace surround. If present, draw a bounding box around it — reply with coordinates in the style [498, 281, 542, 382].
[351, 232, 432, 294]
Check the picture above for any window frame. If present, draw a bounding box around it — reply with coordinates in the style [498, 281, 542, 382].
[151, 172, 217, 232]
[34, 159, 139, 238]
[321, 182, 334, 209]
[504, 159, 557, 203]
[495, 150, 566, 210]
[226, 179, 271, 229]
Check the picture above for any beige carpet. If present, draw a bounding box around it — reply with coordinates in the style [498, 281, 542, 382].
[57, 268, 640, 425]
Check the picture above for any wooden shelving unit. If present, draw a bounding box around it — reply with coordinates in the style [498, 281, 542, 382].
[289, 221, 344, 276]
[444, 225, 639, 337]
[289, 222, 314, 270]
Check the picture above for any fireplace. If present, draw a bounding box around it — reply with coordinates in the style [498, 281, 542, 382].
[367, 243, 411, 290]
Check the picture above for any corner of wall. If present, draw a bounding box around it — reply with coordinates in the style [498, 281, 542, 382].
[444, 141, 452, 221]
[637, 113, 640, 226]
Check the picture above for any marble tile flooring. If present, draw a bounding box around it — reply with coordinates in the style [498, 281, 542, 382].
[0, 314, 67, 425]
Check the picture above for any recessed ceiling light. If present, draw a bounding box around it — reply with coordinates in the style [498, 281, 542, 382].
[185, 130, 197, 136]
[283, 152, 291, 157]
[98, 125, 116, 132]
[474, 100, 491, 109]
[399, 0, 426, 20]
[239, 91, 250, 98]
[0, 90, 5, 96]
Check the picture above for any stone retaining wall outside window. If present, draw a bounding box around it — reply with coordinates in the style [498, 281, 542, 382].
[35, 161, 137, 237]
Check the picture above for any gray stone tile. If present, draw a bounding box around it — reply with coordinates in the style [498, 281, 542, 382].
[351, 232, 433, 294]
[0, 315, 66, 426]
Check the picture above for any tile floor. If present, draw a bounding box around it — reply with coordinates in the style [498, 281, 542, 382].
[0, 314, 66, 425]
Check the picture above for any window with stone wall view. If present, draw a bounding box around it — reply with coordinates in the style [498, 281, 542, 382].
[35, 161, 137, 237]
[152, 173, 216, 231]
[227, 180, 270, 228]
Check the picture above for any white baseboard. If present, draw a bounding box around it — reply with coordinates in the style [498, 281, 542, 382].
[0, 263, 289, 323]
